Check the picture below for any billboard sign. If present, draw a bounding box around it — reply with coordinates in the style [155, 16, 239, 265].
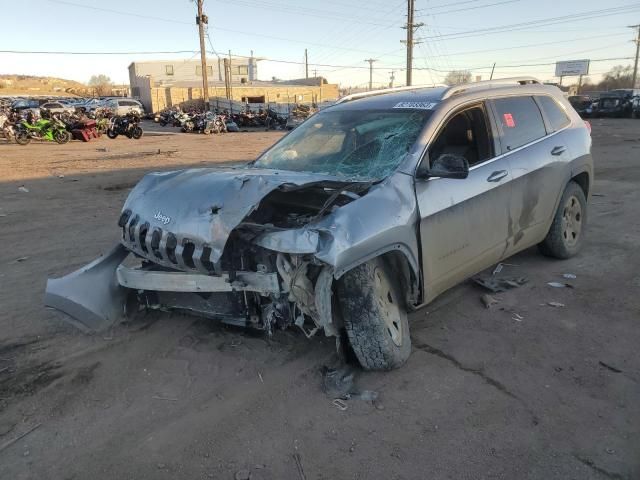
[555, 59, 590, 77]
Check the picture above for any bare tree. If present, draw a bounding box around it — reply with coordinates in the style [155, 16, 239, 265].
[444, 70, 472, 86]
[88, 74, 113, 96]
[597, 65, 633, 91]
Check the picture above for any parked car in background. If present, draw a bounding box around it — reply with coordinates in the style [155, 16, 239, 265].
[594, 89, 640, 118]
[105, 98, 145, 116]
[77, 98, 106, 114]
[46, 77, 593, 371]
[11, 98, 49, 112]
[568, 95, 594, 117]
[632, 96, 640, 119]
[39, 101, 76, 114]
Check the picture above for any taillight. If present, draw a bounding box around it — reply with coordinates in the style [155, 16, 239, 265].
[584, 120, 591, 134]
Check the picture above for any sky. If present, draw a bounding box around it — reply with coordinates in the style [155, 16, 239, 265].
[1, 0, 639, 88]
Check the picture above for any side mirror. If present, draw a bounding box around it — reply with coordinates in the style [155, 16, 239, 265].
[419, 153, 469, 179]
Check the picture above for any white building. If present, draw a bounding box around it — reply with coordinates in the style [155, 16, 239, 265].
[128, 56, 259, 97]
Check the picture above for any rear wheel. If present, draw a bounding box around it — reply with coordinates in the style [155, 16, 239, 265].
[336, 257, 411, 371]
[15, 131, 30, 145]
[106, 129, 118, 139]
[131, 126, 143, 139]
[539, 181, 587, 259]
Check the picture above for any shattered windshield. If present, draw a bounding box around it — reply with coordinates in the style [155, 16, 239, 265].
[253, 109, 432, 180]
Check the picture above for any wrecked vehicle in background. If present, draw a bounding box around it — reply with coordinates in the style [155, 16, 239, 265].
[46, 77, 593, 370]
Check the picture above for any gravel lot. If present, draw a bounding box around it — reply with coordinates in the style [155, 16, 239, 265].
[0, 119, 638, 480]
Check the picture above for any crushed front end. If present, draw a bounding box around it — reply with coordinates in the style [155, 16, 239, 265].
[45, 167, 369, 338]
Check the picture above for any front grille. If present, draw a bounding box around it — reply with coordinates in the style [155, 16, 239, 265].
[119, 209, 215, 274]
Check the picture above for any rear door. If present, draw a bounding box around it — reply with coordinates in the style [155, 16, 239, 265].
[489, 95, 569, 253]
[415, 102, 513, 301]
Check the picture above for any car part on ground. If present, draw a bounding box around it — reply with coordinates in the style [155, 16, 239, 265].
[45, 77, 593, 371]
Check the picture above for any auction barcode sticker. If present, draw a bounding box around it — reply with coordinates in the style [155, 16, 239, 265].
[393, 102, 438, 110]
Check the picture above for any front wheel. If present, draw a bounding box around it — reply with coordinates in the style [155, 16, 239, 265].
[131, 126, 143, 139]
[106, 129, 118, 139]
[54, 129, 71, 144]
[539, 181, 587, 259]
[15, 131, 31, 145]
[336, 257, 411, 371]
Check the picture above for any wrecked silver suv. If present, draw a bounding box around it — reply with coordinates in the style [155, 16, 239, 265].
[46, 78, 593, 370]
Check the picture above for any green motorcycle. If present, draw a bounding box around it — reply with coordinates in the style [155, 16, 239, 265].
[15, 115, 71, 146]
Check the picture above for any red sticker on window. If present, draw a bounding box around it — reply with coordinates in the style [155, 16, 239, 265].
[503, 113, 515, 128]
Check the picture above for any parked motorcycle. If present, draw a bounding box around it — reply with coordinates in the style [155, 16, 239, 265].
[106, 111, 143, 139]
[14, 110, 71, 145]
[0, 110, 17, 141]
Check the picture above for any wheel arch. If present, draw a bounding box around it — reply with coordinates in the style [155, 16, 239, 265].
[571, 171, 590, 199]
[333, 244, 422, 309]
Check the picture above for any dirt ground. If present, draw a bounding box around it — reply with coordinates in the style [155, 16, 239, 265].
[0, 119, 638, 480]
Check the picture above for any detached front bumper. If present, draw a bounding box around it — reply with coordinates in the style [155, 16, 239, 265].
[44, 244, 281, 333]
[44, 245, 130, 332]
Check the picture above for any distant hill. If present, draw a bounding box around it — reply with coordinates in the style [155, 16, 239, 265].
[0, 74, 91, 96]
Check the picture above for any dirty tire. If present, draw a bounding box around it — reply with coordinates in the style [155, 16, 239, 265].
[539, 180, 587, 259]
[336, 257, 411, 371]
[15, 132, 30, 145]
[54, 130, 71, 144]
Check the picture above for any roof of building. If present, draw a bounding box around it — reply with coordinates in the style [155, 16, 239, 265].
[152, 80, 334, 89]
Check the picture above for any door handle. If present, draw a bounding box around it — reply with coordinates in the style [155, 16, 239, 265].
[551, 146, 566, 156]
[487, 170, 508, 182]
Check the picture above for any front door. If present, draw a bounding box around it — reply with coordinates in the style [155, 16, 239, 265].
[415, 102, 513, 302]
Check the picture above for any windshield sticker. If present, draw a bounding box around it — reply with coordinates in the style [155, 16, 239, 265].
[393, 101, 438, 110]
[503, 113, 516, 128]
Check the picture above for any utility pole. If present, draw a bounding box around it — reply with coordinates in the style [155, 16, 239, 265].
[196, 0, 210, 111]
[401, 0, 424, 86]
[228, 49, 233, 102]
[364, 58, 377, 90]
[223, 58, 231, 100]
[305, 49, 309, 79]
[630, 24, 640, 89]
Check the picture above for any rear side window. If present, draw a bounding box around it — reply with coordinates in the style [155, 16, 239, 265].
[492, 96, 546, 151]
[119, 100, 139, 107]
[537, 96, 570, 132]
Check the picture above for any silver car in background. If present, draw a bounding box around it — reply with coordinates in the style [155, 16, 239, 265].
[46, 77, 593, 371]
[105, 98, 145, 116]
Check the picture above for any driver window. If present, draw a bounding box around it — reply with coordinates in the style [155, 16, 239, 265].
[429, 105, 493, 167]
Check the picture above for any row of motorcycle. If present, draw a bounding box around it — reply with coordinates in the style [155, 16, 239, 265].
[0, 107, 143, 146]
[154, 106, 295, 133]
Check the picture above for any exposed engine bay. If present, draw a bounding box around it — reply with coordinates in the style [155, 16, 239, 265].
[45, 166, 419, 340]
[117, 178, 369, 338]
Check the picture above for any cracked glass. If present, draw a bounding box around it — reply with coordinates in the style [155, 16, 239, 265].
[253, 109, 431, 180]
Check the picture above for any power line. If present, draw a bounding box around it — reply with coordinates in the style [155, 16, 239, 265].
[41, 0, 192, 24]
[1, 49, 632, 73]
[421, 32, 631, 59]
[416, 0, 523, 16]
[210, 0, 397, 27]
[421, 5, 640, 40]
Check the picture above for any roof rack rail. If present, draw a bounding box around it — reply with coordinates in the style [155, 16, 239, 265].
[441, 77, 541, 100]
[335, 84, 447, 105]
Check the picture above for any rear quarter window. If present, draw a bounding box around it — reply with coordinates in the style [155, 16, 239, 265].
[492, 96, 546, 151]
[537, 96, 571, 132]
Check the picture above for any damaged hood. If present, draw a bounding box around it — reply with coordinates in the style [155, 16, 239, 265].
[121, 167, 360, 266]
